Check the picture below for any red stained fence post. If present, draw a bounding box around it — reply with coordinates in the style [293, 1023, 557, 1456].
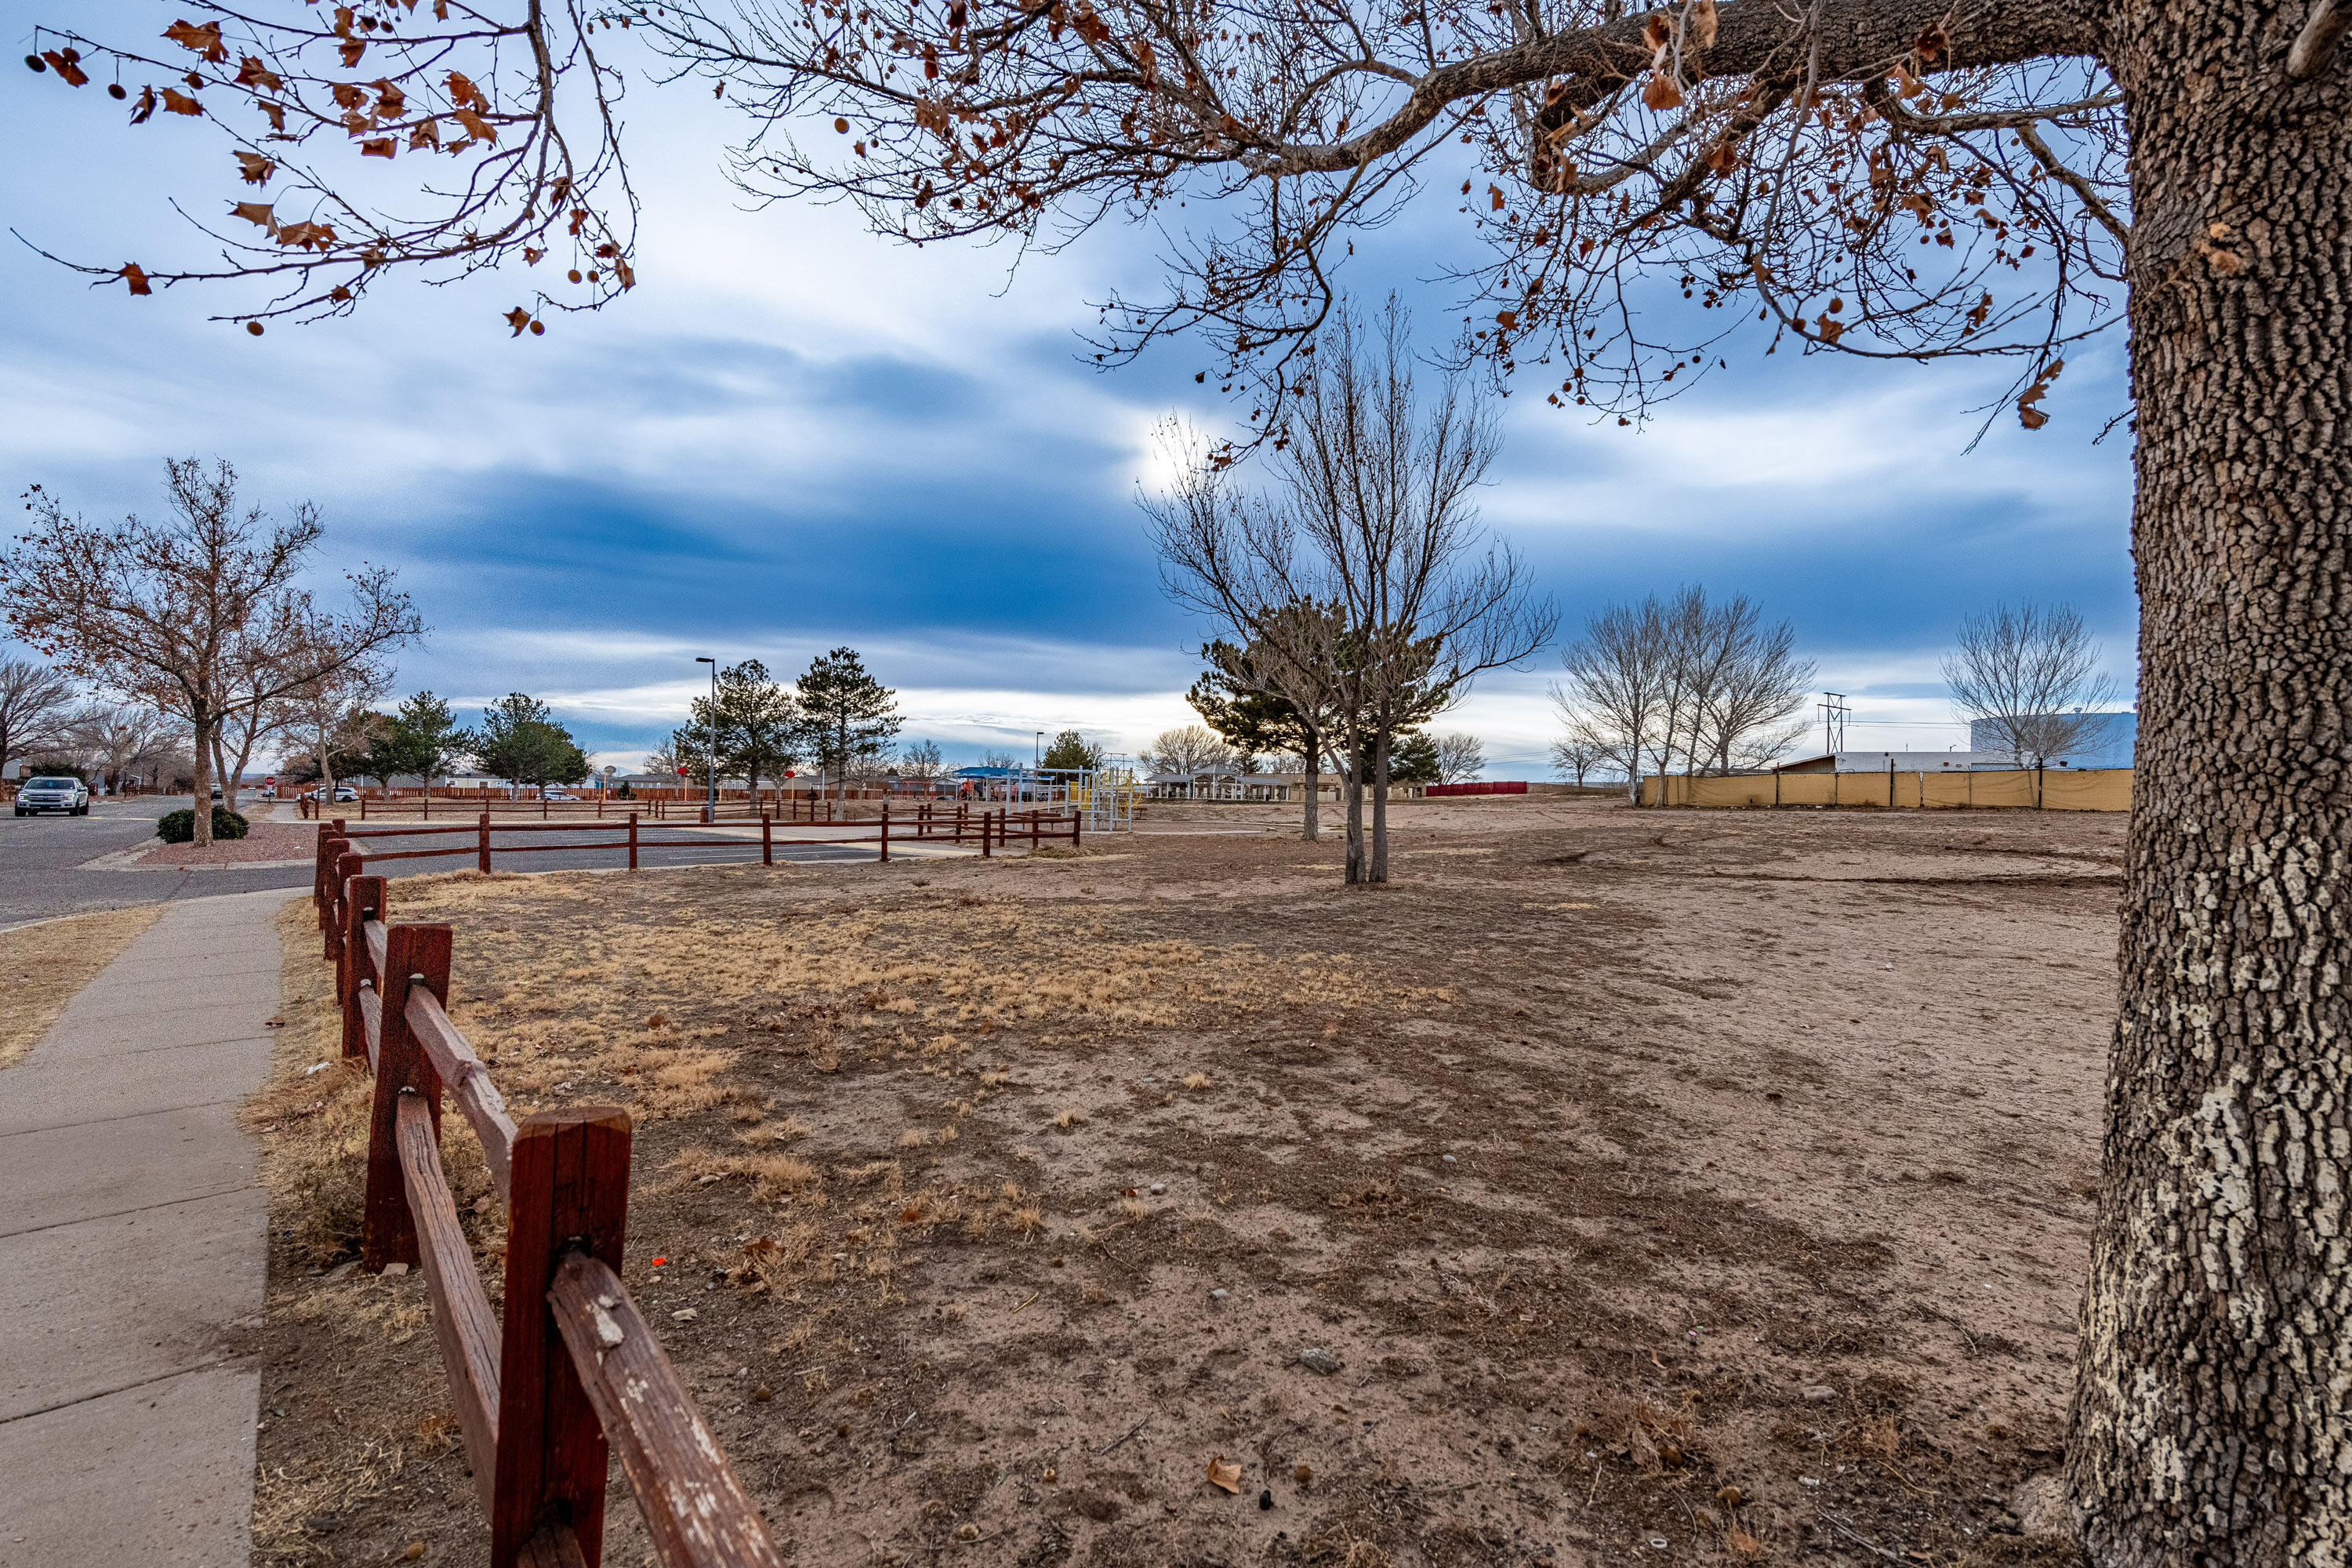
[341, 873, 386, 1061]
[880, 804, 890, 865]
[492, 1108, 632, 1568]
[1073, 808, 1082, 851]
[628, 812, 639, 871]
[325, 846, 358, 961]
[361, 923, 455, 1272]
[762, 813, 772, 867]
[477, 811, 492, 875]
[314, 826, 339, 929]
[982, 811, 993, 858]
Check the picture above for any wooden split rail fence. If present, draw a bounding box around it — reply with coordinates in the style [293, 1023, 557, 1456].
[312, 826, 783, 1567]
[307, 804, 1080, 877]
[305, 795, 1036, 825]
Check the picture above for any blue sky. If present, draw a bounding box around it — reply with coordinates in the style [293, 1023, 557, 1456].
[2, 16, 2139, 775]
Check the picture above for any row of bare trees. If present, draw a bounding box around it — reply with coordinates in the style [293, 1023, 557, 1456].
[1552, 586, 1817, 797]
[0, 658, 190, 791]
[1145, 303, 1558, 885]
[2, 459, 423, 843]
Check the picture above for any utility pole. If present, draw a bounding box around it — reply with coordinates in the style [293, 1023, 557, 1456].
[1820, 692, 1850, 758]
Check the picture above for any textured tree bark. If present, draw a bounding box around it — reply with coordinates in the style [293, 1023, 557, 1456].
[2067, 8, 2351, 1562]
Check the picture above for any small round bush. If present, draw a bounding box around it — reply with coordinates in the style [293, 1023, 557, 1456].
[156, 807, 250, 844]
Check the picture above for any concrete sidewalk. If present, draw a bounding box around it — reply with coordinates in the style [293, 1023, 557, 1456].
[0, 888, 293, 1565]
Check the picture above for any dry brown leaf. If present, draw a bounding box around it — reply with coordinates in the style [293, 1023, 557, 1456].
[162, 20, 228, 61]
[42, 49, 92, 86]
[1688, 0, 1718, 49]
[1206, 1455, 1243, 1494]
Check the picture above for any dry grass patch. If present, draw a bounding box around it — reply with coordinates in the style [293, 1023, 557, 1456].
[0, 904, 165, 1067]
[240, 809, 2123, 1568]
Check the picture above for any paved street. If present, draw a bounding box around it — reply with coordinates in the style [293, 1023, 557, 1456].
[2, 797, 974, 929]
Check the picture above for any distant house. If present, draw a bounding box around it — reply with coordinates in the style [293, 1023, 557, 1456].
[1969, 712, 2137, 770]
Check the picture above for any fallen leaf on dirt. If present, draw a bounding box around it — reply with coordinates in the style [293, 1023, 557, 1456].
[1207, 1455, 1243, 1494]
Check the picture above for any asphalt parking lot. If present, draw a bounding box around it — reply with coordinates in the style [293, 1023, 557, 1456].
[0, 797, 902, 929]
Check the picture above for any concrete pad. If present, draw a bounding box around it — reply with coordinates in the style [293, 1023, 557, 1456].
[0, 1104, 257, 1239]
[0, 1362, 260, 1567]
[0, 1186, 267, 1421]
[42, 971, 288, 1023]
[0, 1036, 271, 1137]
[78, 950, 286, 989]
[12, 1015, 287, 1062]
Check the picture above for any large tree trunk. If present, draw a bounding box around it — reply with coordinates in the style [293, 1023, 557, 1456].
[1341, 739, 1366, 884]
[188, 709, 216, 847]
[1301, 723, 1322, 841]
[2066, 24, 2350, 1564]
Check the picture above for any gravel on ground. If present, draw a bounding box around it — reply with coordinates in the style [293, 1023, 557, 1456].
[135, 822, 319, 866]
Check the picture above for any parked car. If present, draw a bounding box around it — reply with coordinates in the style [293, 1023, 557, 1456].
[14, 775, 91, 816]
[541, 789, 582, 802]
[303, 785, 361, 803]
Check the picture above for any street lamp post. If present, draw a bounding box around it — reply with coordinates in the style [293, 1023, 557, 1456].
[695, 656, 717, 824]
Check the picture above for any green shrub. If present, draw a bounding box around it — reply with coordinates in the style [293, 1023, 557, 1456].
[156, 807, 250, 844]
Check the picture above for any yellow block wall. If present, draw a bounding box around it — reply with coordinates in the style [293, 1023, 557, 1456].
[1640, 768, 2131, 811]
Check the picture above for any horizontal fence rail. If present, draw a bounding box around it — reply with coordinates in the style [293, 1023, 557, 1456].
[318, 835, 784, 1568]
[299, 787, 1036, 821]
[309, 804, 1078, 884]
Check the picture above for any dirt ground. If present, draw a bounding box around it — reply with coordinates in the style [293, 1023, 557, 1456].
[136, 819, 318, 866]
[248, 796, 2124, 1567]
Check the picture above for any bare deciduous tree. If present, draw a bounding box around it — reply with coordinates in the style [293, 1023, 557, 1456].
[1555, 588, 1809, 790]
[1552, 597, 1675, 800]
[71, 702, 176, 796]
[1548, 730, 1610, 788]
[0, 657, 79, 783]
[1434, 733, 1486, 783]
[1683, 592, 1815, 773]
[1145, 723, 1238, 779]
[1149, 303, 1555, 884]
[1944, 603, 2122, 768]
[3, 459, 422, 844]
[285, 657, 396, 806]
